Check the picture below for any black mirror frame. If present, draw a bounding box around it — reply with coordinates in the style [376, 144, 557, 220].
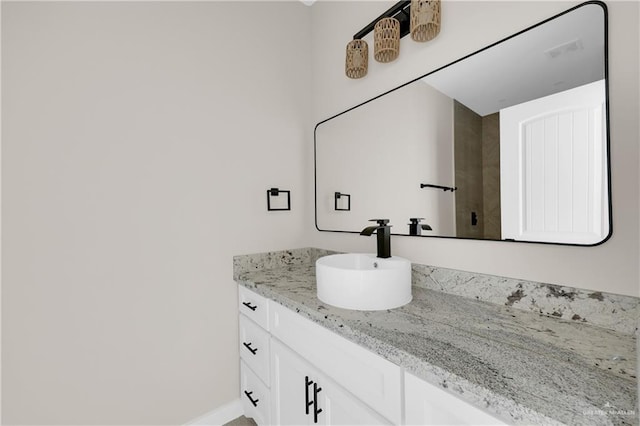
[314, 1, 611, 247]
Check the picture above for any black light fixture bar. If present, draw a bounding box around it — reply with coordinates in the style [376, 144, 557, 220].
[353, 1, 411, 40]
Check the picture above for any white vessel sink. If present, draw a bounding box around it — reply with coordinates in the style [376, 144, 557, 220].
[316, 253, 412, 311]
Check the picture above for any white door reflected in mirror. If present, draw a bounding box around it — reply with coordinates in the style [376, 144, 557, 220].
[500, 79, 608, 245]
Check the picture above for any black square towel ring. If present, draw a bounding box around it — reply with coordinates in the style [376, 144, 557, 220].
[267, 188, 291, 211]
[334, 192, 351, 211]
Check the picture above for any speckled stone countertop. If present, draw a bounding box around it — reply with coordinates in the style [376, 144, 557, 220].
[234, 248, 638, 426]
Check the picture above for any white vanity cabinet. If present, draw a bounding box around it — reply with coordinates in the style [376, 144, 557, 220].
[238, 286, 400, 425]
[238, 285, 508, 426]
[404, 372, 507, 425]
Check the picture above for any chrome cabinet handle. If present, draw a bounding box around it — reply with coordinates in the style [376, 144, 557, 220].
[244, 390, 259, 407]
[242, 342, 258, 355]
[242, 301, 257, 311]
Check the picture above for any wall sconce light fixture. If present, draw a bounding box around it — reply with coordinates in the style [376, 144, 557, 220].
[410, 0, 441, 42]
[345, 1, 410, 78]
[345, 39, 369, 79]
[344, 0, 441, 78]
[374, 17, 401, 63]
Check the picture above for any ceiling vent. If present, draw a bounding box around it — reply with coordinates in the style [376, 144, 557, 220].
[544, 39, 584, 59]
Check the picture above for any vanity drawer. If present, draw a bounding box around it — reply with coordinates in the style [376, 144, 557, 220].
[240, 360, 271, 426]
[269, 302, 402, 424]
[239, 314, 270, 385]
[238, 286, 269, 330]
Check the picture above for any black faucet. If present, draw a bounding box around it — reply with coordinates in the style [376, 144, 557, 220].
[360, 219, 392, 258]
[408, 218, 433, 236]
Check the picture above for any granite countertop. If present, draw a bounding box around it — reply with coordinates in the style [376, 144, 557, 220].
[234, 249, 638, 426]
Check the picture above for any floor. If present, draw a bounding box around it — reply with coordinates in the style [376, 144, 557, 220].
[224, 416, 257, 426]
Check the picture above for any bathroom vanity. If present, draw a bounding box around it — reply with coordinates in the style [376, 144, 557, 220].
[235, 2, 636, 425]
[234, 248, 638, 426]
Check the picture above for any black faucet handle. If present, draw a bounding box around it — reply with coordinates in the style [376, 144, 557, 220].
[369, 219, 390, 226]
[409, 218, 425, 224]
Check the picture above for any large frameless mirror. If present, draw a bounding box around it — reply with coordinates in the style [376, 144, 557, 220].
[315, 1, 610, 245]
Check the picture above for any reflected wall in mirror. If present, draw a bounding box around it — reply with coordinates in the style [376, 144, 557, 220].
[315, 1, 610, 246]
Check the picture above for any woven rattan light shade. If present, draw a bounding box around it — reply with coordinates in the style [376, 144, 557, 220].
[374, 17, 400, 63]
[410, 0, 441, 42]
[345, 39, 368, 79]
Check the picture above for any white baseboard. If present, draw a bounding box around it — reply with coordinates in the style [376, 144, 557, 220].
[186, 399, 244, 426]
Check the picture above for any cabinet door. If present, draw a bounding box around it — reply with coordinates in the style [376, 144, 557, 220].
[405, 373, 507, 425]
[271, 338, 390, 426]
[317, 377, 390, 426]
[270, 301, 402, 423]
[271, 338, 316, 426]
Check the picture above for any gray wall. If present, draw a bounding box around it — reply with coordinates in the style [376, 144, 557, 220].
[2, 2, 311, 424]
[453, 102, 500, 240]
